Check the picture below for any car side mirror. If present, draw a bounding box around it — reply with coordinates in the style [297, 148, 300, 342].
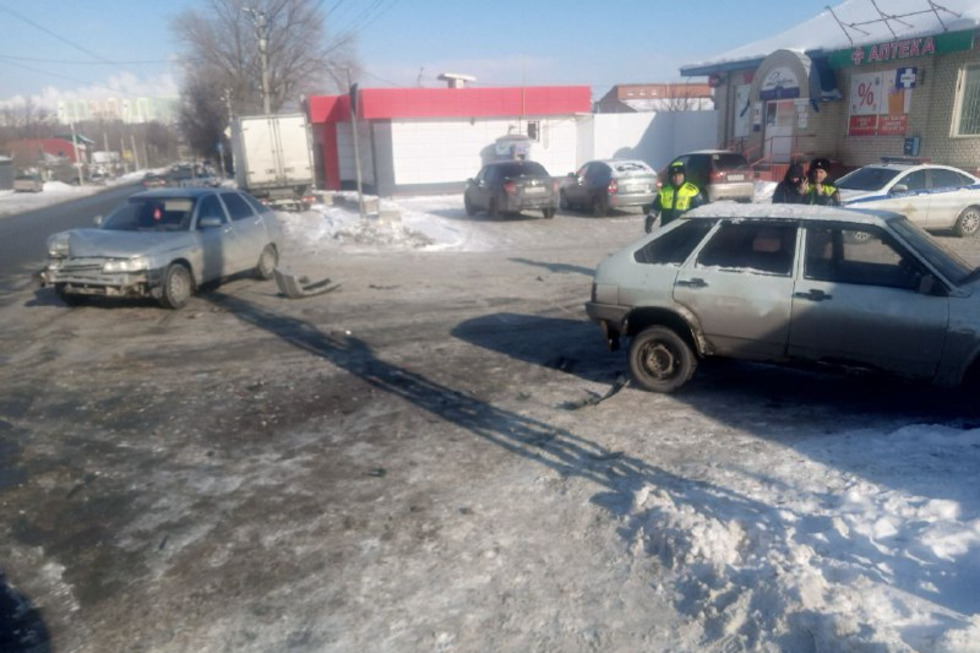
[918, 273, 937, 295]
[890, 184, 909, 195]
[198, 216, 223, 229]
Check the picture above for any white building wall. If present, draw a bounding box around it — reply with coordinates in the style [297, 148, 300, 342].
[577, 111, 720, 170]
[336, 122, 376, 184]
[387, 117, 580, 184]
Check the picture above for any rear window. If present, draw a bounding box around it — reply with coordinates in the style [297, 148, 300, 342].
[634, 219, 716, 265]
[711, 153, 750, 171]
[610, 161, 653, 176]
[836, 167, 902, 191]
[497, 162, 549, 177]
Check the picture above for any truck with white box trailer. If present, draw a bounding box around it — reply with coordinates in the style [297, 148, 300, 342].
[231, 113, 315, 211]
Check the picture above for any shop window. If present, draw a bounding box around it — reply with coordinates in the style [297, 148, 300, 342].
[953, 65, 980, 136]
[527, 121, 540, 141]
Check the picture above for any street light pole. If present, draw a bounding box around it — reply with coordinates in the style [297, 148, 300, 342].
[243, 7, 272, 114]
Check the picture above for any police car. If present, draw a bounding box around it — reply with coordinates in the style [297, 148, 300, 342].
[837, 162, 980, 237]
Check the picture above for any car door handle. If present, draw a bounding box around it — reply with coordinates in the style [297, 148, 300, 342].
[793, 289, 832, 301]
[676, 277, 707, 288]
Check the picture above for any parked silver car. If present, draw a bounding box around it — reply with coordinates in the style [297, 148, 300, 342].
[559, 159, 658, 216]
[665, 150, 755, 203]
[837, 162, 980, 237]
[39, 187, 281, 308]
[586, 203, 980, 392]
[13, 172, 44, 193]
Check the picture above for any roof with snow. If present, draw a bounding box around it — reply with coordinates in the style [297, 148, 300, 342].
[681, 0, 980, 75]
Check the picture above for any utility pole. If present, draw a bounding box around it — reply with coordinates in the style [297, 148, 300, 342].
[243, 7, 272, 114]
[347, 69, 366, 220]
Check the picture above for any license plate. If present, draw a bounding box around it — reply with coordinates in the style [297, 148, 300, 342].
[524, 186, 546, 194]
[727, 174, 745, 181]
[624, 184, 648, 193]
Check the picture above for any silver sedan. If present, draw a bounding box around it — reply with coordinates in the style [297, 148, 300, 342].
[39, 187, 282, 308]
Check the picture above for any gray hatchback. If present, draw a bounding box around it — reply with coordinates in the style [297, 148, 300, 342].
[586, 203, 980, 392]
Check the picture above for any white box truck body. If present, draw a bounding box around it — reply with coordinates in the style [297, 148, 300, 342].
[232, 113, 314, 210]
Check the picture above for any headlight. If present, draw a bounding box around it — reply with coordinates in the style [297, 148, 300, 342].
[102, 257, 150, 273]
[47, 233, 70, 258]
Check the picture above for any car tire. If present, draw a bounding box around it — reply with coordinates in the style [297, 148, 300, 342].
[159, 263, 192, 309]
[592, 196, 609, 218]
[255, 244, 278, 280]
[559, 191, 570, 211]
[628, 326, 697, 392]
[542, 207, 556, 219]
[55, 285, 87, 307]
[954, 206, 980, 237]
[464, 195, 477, 217]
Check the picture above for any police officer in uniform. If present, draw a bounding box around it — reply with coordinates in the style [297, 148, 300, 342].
[645, 161, 706, 233]
[805, 157, 841, 206]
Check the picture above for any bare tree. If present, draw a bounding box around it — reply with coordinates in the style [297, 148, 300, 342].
[171, 0, 359, 117]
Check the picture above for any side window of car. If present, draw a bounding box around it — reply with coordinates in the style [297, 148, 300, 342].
[930, 168, 969, 189]
[221, 192, 257, 221]
[804, 225, 925, 291]
[695, 222, 796, 276]
[242, 193, 271, 215]
[899, 170, 928, 191]
[195, 195, 227, 229]
[634, 219, 717, 265]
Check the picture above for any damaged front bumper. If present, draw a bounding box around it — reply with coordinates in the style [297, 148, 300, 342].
[38, 258, 165, 299]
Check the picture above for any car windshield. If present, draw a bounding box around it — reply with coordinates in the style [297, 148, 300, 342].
[611, 161, 653, 176]
[711, 153, 750, 171]
[102, 197, 197, 232]
[890, 216, 975, 285]
[836, 167, 903, 191]
[497, 162, 549, 177]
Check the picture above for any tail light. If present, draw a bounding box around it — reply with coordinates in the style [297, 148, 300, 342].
[552, 179, 559, 194]
[710, 170, 726, 182]
[503, 180, 517, 194]
[607, 179, 619, 195]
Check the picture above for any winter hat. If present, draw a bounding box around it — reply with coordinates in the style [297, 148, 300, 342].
[668, 161, 686, 175]
[786, 163, 805, 181]
[809, 158, 831, 173]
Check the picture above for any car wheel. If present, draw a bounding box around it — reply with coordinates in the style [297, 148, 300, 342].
[592, 196, 608, 218]
[255, 244, 278, 280]
[628, 326, 697, 392]
[542, 207, 556, 219]
[55, 285, 86, 307]
[159, 263, 192, 309]
[559, 191, 570, 211]
[954, 206, 980, 237]
[488, 198, 499, 219]
[464, 195, 477, 217]
[844, 230, 873, 244]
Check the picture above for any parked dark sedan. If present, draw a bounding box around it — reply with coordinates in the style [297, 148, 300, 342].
[464, 160, 558, 219]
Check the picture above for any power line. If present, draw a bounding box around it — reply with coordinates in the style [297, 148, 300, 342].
[0, 54, 170, 66]
[0, 3, 114, 64]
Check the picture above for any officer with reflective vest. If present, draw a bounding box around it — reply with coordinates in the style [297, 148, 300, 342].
[644, 161, 706, 233]
[804, 157, 841, 206]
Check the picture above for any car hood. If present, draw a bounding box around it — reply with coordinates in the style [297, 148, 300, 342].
[838, 188, 877, 203]
[61, 229, 197, 258]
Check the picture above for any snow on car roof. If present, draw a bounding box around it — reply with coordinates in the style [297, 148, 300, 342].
[683, 201, 902, 225]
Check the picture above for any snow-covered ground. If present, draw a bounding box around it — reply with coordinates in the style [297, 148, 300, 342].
[4, 179, 980, 652]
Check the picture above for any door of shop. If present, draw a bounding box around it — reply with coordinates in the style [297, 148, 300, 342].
[764, 100, 795, 164]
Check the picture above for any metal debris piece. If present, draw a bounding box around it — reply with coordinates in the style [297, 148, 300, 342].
[275, 269, 341, 299]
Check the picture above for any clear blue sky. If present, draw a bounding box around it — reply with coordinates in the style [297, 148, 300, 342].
[0, 0, 838, 106]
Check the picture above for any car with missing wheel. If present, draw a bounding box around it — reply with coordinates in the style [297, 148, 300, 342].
[586, 202, 980, 392]
[39, 187, 281, 309]
[559, 159, 658, 217]
[837, 162, 980, 237]
[463, 160, 558, 219]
